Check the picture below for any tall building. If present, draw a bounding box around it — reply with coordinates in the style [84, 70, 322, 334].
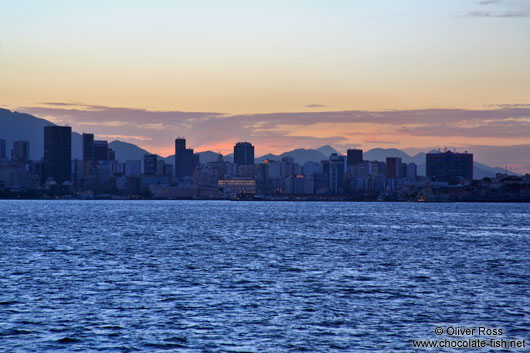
[43, 126, 72, 184]
[93, 140, 109, 161]
[83, 133, 94, 161]
[234, 142, 254, 169]
[426, 151, 473, 182]
[143, 154, 158, 175]
[0, 139, 7, 159]
[347, 149, 363, 166]
[386, 157, 402, 178]
[11, 141, 30, 163]
[175, 138, 194, 180]
[406, 163, 417, 182]
[323, 153, 345, 194]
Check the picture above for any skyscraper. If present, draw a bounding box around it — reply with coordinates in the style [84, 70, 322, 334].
[175, 138, 194, 180]
[0, 139, 6, 159]
[426, 151, 473, 182]
[143, 154, 158, 175]
[386, 157, 402, 178]
[83, 133, 94, 161]
[347, 149, 363, 166]
[11, 141, 30, 163]
[234, 142, 254, 168]
[44, 126, 72, 184]
[93, 140, 109, 161]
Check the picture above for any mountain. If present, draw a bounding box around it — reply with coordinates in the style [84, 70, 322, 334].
[0, 108, 82, 160]
[108, 140, 152, 162]
[316, 145, 341, 156]
[255, 148, 328, 164]
[0, 108, 522, 178]
[163, 151, 228, 165]
[362, 148, 517, 178]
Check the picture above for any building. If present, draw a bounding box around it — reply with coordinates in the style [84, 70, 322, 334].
[218, 177, 256, 195]
[323, 153, 345, 194]
[426, 150, 473, 182]
[0, 139, 6, 159]
[234, 142, 254, 169]
[43, 126, 72, 184]
[11, 141, 30, 163]
[83, 133, 94, 161]
[93, 140, 109, 161]
[143, 154, 158, 175]
[125, 160, 141, 176]
[347, 149, 363, 167]
[406, 163, 417, 182]
[175, 138, 194, 180]
[386, 157, 402, 179]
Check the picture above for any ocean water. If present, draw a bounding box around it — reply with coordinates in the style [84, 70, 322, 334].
[0, 200, 529, 352]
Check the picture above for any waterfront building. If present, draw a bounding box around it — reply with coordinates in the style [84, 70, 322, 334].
[234, 142, 254, 169]
[11, 141, 30, 163]
[406, 163, 417, 182]
[218, 177, 256, 195]
[43, 126, 72, 184]
[125, 160, 141, 176]
[386, 157, 402, 179]
[0, 139, 6, 159]
[143, 154, 158, 175]
[303, 161, 321, 177]
[324, 153, 345, 194]
[426, 150, 473, 182]
[175, 138, 194, 180]
[347, 148, 363, 167]
[83, 133, 94, 161]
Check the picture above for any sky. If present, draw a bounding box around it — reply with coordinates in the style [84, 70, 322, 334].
[1, 1, 530, 170]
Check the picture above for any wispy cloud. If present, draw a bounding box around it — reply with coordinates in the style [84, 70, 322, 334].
[14, 103, 530, 163]
[478, 0, 504, 5]
[466, 10, 529, 17]
[304, 104, 329, 108]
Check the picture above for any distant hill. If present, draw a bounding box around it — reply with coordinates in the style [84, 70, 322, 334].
[0, 108, 82, 160]
[0, 108, 520, 178]
[256, 148, 328, 164]
[109, 140, 152, 162]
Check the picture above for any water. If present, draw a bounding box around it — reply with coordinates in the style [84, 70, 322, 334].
[1, 200, 529, 352]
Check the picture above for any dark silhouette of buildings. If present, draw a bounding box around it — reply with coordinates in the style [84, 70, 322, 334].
[0, 139, 5, 159]
[11, 141, 30, 163]
[175, 138, 194, 180]
[386, 157, 402, 178]
[347, 149, 363, 166]
[43, 126, 72, 184]
[426, 150, 473, 182]
[234, 142, 254, 168]
[93, 140, 110, 161]
[143, 154, 158, 175]
[83, 133, 94, 161]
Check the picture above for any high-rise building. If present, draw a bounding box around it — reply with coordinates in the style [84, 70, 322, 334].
[175, 138, 194, 180]
[43, 126, 72, 184]
[406, 163, 417, 182]
[234, 142, 254, 169]
[347, 149, 363, 166]
[386, 157, 402, 178]
[323, 153, 345, 194]
[143, 154, 158, 175]
[83, 133, 94, 161]
[426, 151, 473, 182]
[11, 141, 30, 163]
[0, 139, 7, 159]
[93, 140, 109, 161]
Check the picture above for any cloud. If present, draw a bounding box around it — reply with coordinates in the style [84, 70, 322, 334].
[304, 104, 329, 108]
[478, 0, 504, 5]
[14, 103, 530, 166]
[466, 10, 529, 17]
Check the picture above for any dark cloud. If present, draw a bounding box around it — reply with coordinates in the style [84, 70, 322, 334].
[478, 0, 504, 5]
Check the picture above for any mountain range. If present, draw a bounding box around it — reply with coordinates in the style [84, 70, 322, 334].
[0, 108, 517, 179]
